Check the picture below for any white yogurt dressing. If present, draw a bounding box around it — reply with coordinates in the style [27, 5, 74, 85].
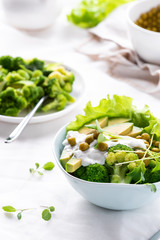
[62, 131, 147, 167]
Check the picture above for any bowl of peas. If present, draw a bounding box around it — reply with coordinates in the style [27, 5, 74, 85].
[127, 0, 160, 64]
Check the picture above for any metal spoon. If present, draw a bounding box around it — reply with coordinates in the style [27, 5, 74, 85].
[4, 96, 47, 143]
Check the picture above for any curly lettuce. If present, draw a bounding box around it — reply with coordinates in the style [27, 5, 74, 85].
[67, 0, 135, 28]
[66, 95, 156, 131]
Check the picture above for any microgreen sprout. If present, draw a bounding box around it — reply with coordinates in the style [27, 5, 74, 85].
[29, 162, 55, 176]
[2, 205, 55, 221]
[145, 183, 157, 192]
[2, 206, 36, 220]
[41, 206, 55, 221]
[85, 119, 103, 133]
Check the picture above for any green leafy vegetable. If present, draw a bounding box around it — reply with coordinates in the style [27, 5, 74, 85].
[2, 205, 55, 221]
[35, 163, 40, 169]
[67, 95, 155, 131]
[29, 162, 55, 175]
[2, 206, 16, 212]
[97, 133, 107, 144]
[42, 209, 51, 221]
[17, 212, 22, 220]
[43, 162, 55, 171]
[127, 161, 146, 184]
[67, 0, 135, 28]
[49, 206, 55, 212]
[146, 183, 157, 192]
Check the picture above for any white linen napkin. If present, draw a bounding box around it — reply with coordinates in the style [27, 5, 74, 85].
[78, 4, 160, 99]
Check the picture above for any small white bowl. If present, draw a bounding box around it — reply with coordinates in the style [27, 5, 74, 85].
[53, 125, 160, 210]
[2, 0, 62, 30]
[127, 0, 160, 64]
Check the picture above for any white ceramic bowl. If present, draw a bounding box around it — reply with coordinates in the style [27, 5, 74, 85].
[127, 0, 160, 64]
[53, 125, 160, 210]
[2, 0, 62, 30]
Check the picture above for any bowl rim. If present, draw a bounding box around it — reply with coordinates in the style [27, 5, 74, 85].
[127, 0, 160, 36]
[53, 125, 160, 188]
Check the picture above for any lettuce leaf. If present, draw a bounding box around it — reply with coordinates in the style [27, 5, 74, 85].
[144, 119, 160, 140]
[67, 0, 135, 28]
[66, 95, 155, 131]
[127, 162, 146, 184]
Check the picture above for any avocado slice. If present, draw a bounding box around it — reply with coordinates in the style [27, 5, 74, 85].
[127, 126, 142, 137]
[108, 118, 130, 126]
[60, 149, 73, 168]
[65, 158, 82, 173]
[78, 117, 108, 135]
[103, 122, 133, 136]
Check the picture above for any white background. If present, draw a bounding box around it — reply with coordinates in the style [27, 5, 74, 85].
[0, 1, 160, 239]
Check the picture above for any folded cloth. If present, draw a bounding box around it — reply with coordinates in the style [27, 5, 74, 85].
[78, 4, 160, 99]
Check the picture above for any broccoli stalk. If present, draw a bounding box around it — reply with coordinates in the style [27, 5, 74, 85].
[111, 165, 132, 184]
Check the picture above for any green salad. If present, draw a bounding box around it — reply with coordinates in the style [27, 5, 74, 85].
[0, 56, 75, 117]
[60, 95, 160, 190]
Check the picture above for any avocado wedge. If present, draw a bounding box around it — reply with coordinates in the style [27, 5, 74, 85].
[60, 149, 73, 168]
[103, 122, 133, 136]
[127, 126, 142, 137]
[78, 117, 108, 135]
[65, 158, 82, 173]
[108, 118, 130, 126]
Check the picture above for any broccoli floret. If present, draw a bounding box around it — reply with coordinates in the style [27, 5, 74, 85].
[12, 57, 25, 70]
[22, 85, 44, 107]
[124, 152, 139, 162]
[43, 78, 75, 103]
[0, 56, 13, 71]
[108, 144, 133, 153]
[0, 56, 25, 71]
[128, 162, 137, 171]
[43, 70, 53, 77]
[144, 168, 160, 183]
[86, 163, 109, 182]
[73, 163, 109, 183]
[26, 58, 44, 71]
[30, 75, 46, 86]
[63, 82, 72, 93]
[32, 70, 43, 78]
[41, 94, 67, 112]
[17, 70, 30, 80]
[73, 166, 88, 180]
[114, 151, 127, 163]
[106, 144, 138, 165]
[0, 68, 8, 91]
[48, 71, 65, 87]
[5, 72, 25, 85]
[48, 66, 75, 84]
[106, 152, 116, 166]
[0, 87, 27, 116]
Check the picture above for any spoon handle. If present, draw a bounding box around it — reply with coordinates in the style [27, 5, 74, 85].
[5, 96, 47, 143]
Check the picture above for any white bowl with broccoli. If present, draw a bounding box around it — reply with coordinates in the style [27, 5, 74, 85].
[53, 95, 160, 210]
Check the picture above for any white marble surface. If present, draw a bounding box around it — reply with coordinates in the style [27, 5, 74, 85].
[0, 1, 160, 240]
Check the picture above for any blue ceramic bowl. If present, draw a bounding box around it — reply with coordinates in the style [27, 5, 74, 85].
[53, 126, 160, 210]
